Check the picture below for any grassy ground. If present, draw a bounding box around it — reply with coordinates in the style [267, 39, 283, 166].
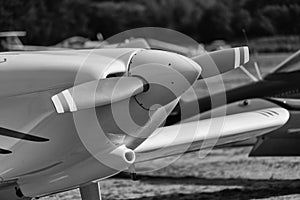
[43, 148, 300, 200]
[42, 53, 300, 200]
[248, 36, 300, 53]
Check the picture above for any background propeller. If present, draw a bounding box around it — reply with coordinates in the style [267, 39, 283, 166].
[192, 46, 249, 79]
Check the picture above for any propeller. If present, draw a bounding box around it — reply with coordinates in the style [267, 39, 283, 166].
[125, 98, 180, 149]
[192, 46, 249, 79]
[51, 76, 146, 113]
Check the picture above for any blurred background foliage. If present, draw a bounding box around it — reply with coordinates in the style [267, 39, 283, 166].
[1, 0, 300, 51]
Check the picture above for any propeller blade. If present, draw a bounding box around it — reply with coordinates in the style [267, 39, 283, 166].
[193, 46, 249, 79]
[52, 77, 145, 113]
[125, 99, 180, 150]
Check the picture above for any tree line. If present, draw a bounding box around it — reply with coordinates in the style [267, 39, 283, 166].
[1, 0, 300, 45]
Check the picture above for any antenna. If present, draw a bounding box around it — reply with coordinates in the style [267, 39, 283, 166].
[242, 29, 249, 45]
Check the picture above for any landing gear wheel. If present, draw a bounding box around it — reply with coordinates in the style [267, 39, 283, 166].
[130, 172, 138, 181]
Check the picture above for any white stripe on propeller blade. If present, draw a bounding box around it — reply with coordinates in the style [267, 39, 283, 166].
[51, 95, 64, 113]
[243, 47, 249, 63]
[234, 48, 240, 68]
[62, 90, 77, 112]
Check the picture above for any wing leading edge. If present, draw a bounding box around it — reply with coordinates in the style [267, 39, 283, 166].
[135, 107, 289, 162]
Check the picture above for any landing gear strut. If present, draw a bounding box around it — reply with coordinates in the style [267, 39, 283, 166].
[130, 172, 138, 181]
[79, 182, 101, 200]
[129, 164, 138, 181]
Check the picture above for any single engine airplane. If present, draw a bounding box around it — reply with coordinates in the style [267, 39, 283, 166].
[0, 46, 289, 200]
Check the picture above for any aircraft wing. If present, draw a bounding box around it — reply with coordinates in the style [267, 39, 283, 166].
[134, 107, 289, 162]
[248, 99, 300, 156]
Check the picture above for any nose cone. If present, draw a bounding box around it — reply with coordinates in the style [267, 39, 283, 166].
[175, 53, 202, 84]
[128, 50, 202, 109]
[129, 50, 202, 85]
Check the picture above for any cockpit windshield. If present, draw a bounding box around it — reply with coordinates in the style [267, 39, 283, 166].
[273, 49, 300, 73]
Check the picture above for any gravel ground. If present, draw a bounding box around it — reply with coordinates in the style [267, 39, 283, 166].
[42, 147, 300, 200]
